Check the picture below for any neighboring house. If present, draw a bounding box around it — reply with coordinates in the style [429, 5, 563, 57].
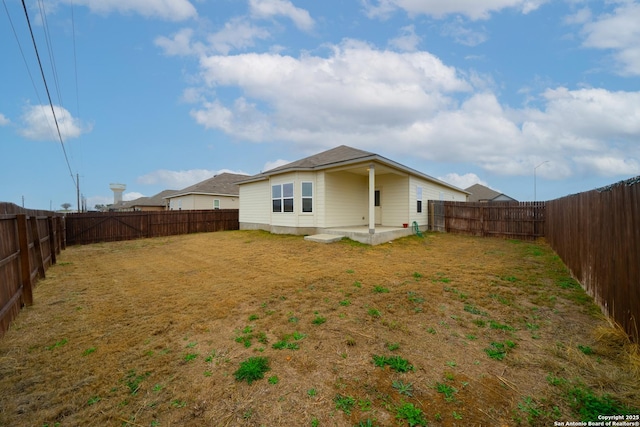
[165, 173, 248, 210]
[110, 190, 177, 212]
[238, 145, 468, 243]
[465, 184, 517, 202]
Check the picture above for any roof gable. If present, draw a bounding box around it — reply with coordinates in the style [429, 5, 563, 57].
[465, 183, 516, 202]
[266, 145, 375, 173]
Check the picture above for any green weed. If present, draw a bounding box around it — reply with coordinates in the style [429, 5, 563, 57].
[334, 394, 356, 414]
[268, 375, 279, 385]
[489, 320, 515, 331]
[392, 380, 414, 397]
[312, 315, 326, 325]
[386, 342, 400, 351]
[82, 347, 96, 356]
[395, 402, 428, 426]
[372, 355, 414, 372]
[183, 353, 198, 362]
[435, 382, 457, 401]
[464, 304, 487, 316]
[367, 308, 381, 318]
[234, 356, 270, 384]
[577, 345, 594, 355]
[373, 285, 389, 293]
[124, 370, 150, 395]
[45, 339, 68, 351]
[484, 341, 516, 360]
[87, 396, 100, 406]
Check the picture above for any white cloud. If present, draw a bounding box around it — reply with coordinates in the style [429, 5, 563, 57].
[137, 168, 246, 189]
[193, 39, 471, 143]
[573, 155, 640, 177]
[123, 192, 146, 201]
[363, 0, 547, 20]
[185, 40, 639, 180]
[18, 104, 90, 141]
[579, 2, 640, 76]
[249, 0, 314, 31]
[438, 173, 488, 189]
[0, 113, 10, 126]
[388, 25, 421, 51]
[68, 0, 197, 21]
[441, 17, 488, 46]
[206, 17, 271, 55]
[155, 28, 204, 56]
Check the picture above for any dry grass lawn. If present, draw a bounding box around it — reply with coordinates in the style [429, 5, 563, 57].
[0, 230, 638, 427]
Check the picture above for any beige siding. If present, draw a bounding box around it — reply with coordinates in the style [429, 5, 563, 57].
[239, 180, 270, 224]
[324, 171, 368, 227]
[376, 173, 408, 226]
[409, 176, 467, 226]
[169, 194, 239, 210]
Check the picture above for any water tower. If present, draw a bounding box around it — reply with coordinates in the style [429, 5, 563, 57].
[109, 183, 126, 204]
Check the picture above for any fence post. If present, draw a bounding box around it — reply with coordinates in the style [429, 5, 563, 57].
[30, 216, 46, 278]
[48, 216, 57, 265]
[16, 214, 34, 306]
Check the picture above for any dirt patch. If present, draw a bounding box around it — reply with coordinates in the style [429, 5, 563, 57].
[0, 230, 637, 426]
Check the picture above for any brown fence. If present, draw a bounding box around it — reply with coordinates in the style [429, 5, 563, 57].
[0, 203, 65, 337]
[546, 177, 639, 343]
[428, 201, 545, 240]
[65, 209, 239, 245]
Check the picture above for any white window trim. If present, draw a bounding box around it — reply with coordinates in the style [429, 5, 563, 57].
[272, 183, 294, 213]
[417, 186, 423, 213]
[213, 199, 220, 210]
[301, 181, 313, 213]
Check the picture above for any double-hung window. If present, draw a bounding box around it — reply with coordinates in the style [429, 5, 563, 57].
[272, 183, 294, 212]
[213, 199, 220, 210]
[301, 182, 313, 213]
[416, 186, 423, 213]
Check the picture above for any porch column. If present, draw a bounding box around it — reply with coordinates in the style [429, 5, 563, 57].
[369, 163, 375, 234]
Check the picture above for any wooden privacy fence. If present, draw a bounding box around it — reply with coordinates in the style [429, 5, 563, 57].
[0, 203, 65, 338]
[546, 176, 640, 343]
[428, 201, 545, 240]
[65, 209, 239, 245]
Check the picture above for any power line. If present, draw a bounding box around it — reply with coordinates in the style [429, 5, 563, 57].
[20, 0, 77, 189]
[2, 0, 44, 107]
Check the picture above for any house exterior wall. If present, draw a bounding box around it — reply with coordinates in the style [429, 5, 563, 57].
[375, 173, 408, 226]
[324, 171, 368, 227]
[239, 180, 270, 229]
[408, 176, 467, 228]
[168, 194, 239, 210]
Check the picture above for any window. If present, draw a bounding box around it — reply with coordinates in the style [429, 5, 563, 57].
[213, 199, 220, 210]
[302, 182, 313, 213]
[416, 186, 423, 213]
[272, 183, 294, 212]
[374, 190, 381, 207]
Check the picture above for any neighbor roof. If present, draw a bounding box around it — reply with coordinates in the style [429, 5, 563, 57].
[465, 183, 516, 202]
[167, 172, 249, 198]
[238, 145, 469, 194]
[130, 190, 177, 207]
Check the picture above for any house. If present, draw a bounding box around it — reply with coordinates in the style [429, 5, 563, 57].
[165, 172, 248, 210]
[109, 190, 177, 212]
[464, 184, 517, 202]
[238, 145, 468, 245]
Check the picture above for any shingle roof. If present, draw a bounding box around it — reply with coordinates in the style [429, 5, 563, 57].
[130, 190, 177, 207]
[238, 145, 469, 195]
[168, 172, 249, 198]
[266, 145, 375, 173]
[465, 183, 515, 202]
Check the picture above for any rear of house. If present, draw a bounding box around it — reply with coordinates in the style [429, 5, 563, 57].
[238, 146, 467, 240]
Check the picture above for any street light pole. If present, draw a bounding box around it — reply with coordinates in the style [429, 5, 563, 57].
[534, 161, 549, 202]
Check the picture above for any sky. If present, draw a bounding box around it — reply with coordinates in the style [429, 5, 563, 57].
[2, 0, 639, 211]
